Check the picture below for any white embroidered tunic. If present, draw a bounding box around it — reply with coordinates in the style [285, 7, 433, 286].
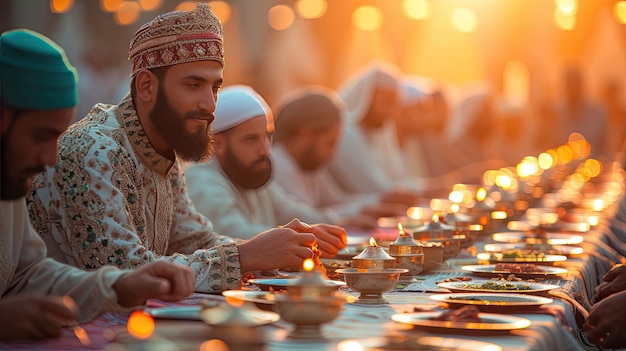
[27, 94, 242, 293]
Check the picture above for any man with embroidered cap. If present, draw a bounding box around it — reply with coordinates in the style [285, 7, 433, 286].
[1, 29, 195, 340]
[184, 85, 349, 244]
[28, 4, 327, 294]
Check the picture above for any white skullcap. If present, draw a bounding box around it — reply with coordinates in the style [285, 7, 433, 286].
[213, 85, 271, 134]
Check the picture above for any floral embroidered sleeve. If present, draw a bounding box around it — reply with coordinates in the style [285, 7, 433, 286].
[27, 116, 242, 293]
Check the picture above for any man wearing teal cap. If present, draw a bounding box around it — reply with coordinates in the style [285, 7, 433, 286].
[0, 29, 195, 340]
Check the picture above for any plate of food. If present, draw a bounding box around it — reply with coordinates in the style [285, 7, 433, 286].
[391, 307, 531, 331]
[437, 279, 559, 294]
[492, 232, 583, 245]
[248, 278, 346, 291]
[430, 293, 553, 312]
[476, 252, 567, 264]
[462, 263, 568, 278]
[483, 243, 584, 256]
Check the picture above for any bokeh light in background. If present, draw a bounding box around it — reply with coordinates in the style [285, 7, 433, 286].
[100, 0, 123, 12]
[127, 311, 155, 339]
[114, 1, 141, 25]
[296, 0, 327, 20]
[199, 339, 230, 351]
[352, 5, 383, 32]
[268, 4, 295, 31]
[51, 0, 73, 13]
[614, 1, 626, 23]
[403, 0, 431, 20]
[138, 0, 162, 11]
[450, 7, 477, 33]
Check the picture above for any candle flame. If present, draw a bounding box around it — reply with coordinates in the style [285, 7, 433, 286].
[369, 237, 378, 247]
[303, 258, 314, 272]
[432, 213, 440, 223]
[397, 223, 405, 235]
[450, 203, 460, 213]
[476, 187, 487, 202]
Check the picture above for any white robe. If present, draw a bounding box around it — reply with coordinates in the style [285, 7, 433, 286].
[1, 199, 126, 323]
[271, 144, 381, 218]
[185, 160, 336, 239]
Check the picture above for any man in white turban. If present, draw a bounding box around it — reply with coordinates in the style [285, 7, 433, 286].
[184, 85, 347, 255]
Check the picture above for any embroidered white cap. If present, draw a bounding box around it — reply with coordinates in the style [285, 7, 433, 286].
[212, 85, 272, 134]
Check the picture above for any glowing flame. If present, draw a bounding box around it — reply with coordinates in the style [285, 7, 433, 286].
[397, 223, 405, 235]
[450, 204, 460, 213]
[593, 199, 604, 212]
[369, 237, 378, 247]
[303, 258, 315, 272]
[476, 187, 487, 202]
[127, 311, 155, 339]
[588, 215, 599, 226]
[431, 213, 440, 223]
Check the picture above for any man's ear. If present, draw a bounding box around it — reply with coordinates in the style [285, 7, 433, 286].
[134, 70, 158, 103]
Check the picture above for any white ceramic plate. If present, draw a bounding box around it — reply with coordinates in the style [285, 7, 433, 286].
[145, 305, 204, 320]
[437, 280, 559, 294]
[430, 293, 553, 311]
[476, 252, 568, 264]
[339, 336, 503, 351]
[391, 311, 531, 330]
[483, 243, 584, 256]
[222, 290, 278, 305]
[462, 264, 568, 278]
[492, 232, 583, 245]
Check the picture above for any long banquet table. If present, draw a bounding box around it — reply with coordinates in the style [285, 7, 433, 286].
[2, 216, 622, 351]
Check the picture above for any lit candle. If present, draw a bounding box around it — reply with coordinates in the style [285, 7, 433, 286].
[351, 238, 396, 269]
[412, 213, 454, 240]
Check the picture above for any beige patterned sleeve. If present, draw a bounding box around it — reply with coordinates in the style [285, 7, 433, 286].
[28, 125, 242, 293]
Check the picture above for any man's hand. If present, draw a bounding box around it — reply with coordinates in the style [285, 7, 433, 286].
[594, 264, 626, 303]
[585, 290, 626, 348]
[237, 226, 316, 273]
[113, 261, 195, 307]
[282, 219, 347, 258]
[0, 294, 78, 340]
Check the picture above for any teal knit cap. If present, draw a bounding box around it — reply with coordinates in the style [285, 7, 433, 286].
[0, 29, 77, 110]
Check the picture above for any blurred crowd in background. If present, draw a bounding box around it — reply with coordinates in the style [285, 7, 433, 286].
[2, 0, 625, 175]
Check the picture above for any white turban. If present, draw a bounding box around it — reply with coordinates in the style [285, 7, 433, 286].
[212, 85, 271, 134]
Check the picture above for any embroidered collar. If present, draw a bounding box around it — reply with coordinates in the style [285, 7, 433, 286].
[117, 93, 174, 176]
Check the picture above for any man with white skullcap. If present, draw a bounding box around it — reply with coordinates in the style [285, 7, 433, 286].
[28, 4, 332, 294]
[0, 29, 195, 340]
[185, 85, 347, 252]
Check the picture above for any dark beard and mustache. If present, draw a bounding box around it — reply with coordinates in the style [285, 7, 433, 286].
[220, 141, 272, 189]
[149, 85, 214, 162]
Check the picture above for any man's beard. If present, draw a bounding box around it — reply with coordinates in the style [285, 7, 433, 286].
[150, 86, 214, 162]
[220, 144, 272, 190]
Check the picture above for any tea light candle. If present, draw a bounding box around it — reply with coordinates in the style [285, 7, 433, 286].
[412, 213, 454, 240]
[352, 238, 396, 269]
[389, 223, 422, 255]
